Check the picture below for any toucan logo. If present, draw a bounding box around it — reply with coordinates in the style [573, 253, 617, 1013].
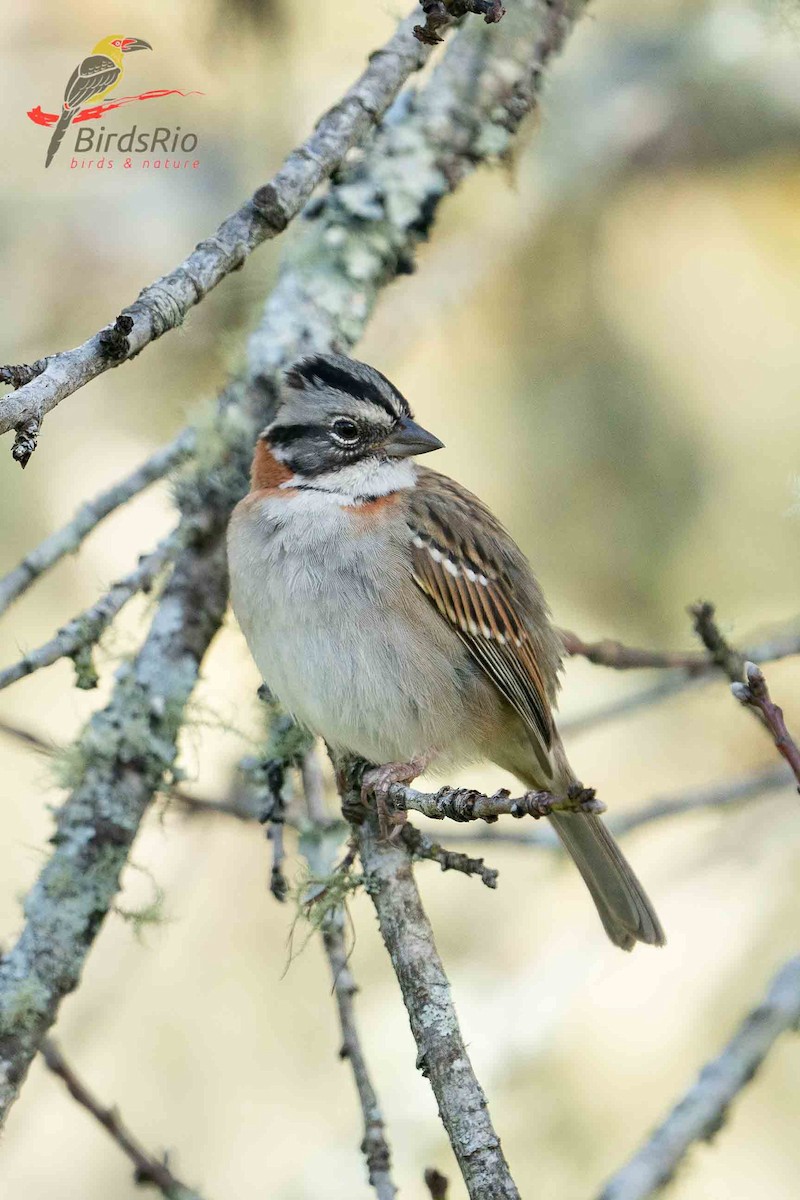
[27, 35, 203, 168]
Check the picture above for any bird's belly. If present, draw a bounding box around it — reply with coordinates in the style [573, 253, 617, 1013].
[228, 502, 473, 765]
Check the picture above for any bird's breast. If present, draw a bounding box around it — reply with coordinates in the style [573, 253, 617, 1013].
[226, 488, 481, 764]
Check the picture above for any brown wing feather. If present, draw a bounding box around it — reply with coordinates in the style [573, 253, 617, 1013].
[407, 468, 561, 777]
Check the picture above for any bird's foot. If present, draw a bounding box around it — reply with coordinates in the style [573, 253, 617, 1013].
[362, 755, 431, 841]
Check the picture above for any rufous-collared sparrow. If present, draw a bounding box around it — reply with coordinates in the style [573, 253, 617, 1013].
[227, 353, 665, 950]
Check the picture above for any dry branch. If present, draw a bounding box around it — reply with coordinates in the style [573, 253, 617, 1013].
[0, 0, 589, 1130]
[731, 662, 800, 790]
[399, 822, 499, 887]
[596, 955, 800, 1200]
[690, 602, 800, 790]
[387, 779, 605, 822]
[0, 428, 195, 617]
[562, 617, 800, 738]
[561, 630, 707, 673]
[353, 792, 520, 1200]
[41, 1039, 205, 1200]
[0, 527, 182, 692]
[300, 748, 397, 1200]
[0, 12, 431, 463]
[321, 911, 397, 1199]
[438, 763, 792, 849]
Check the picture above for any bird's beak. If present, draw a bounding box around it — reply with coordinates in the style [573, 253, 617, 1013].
[121, 38, 152, 52]
[384, 415, 444, 458]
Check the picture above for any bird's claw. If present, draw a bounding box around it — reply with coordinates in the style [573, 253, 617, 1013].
[361, 759, 426, 840]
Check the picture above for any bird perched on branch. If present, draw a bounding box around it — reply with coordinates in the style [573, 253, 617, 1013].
[45, 35, 152, 167]
[227, 354, 665, 951]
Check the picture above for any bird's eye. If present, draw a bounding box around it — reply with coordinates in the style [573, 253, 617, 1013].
[331, 418, 360, 445]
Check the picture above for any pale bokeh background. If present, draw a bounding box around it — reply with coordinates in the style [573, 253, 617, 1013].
[2, 0, 800, 1197]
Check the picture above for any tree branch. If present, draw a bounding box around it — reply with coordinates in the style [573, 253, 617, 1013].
[691, 602, 800, 790]
[386, 779, 606, 822]
[0, 0, 591, 1128]
[596, 955, 800, 1200]
[0, 12, 431, 463]
[300, 748, 398, 1199]
[414, 0, 506, 46]
[0, 527, 182, 692]
[561, 617, 800, 738]
[436, 763, 792, 848]
[347, 767, 520, 1199]
[399, 822, 499, 887]
[731, 662, 800, 791]
[0, 428, 195, 617]
[561, 630, 707, 673]
[41, 1039, 206, 1200]
[321, 914, 397, 1199]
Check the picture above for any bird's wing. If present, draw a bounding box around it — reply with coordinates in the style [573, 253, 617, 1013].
[406, 467, 560, 778]
[64, 55, 121, 109]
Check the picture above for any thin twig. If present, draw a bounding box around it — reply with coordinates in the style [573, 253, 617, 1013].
[41, 1039, 205, 1200]
[689, 601, 746, 683]
[400, 821, 499, 887]
[322, 915, 397, 1199]
[596, 955, 800, 1200]
[0, 13, 431, 462]
[561, 618, 800, 738]
[0, 527, 182, 692]
[691, 602, 800, 791]
[561, 629, 706, 673]
[385, 779, 606, 823]
[732, 662, 800, 791]
[0, 428, 195, 616]
[302, 746, 398, 1200]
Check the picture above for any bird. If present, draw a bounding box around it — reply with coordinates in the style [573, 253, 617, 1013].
[227, 353, 665, 951]
[45, 35, 152, 168]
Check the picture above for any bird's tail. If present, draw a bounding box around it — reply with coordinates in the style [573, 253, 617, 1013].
[46, 109, 74, 168]
[548, 810, 665, 951]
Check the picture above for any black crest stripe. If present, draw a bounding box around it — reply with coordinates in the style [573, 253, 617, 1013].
[286, 355, 411, 419]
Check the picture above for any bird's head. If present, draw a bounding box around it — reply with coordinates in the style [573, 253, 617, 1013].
[263, 354, 444, 489]
[92, 35, 152, 57]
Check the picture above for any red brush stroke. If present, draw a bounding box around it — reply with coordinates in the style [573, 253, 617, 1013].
[27, 89, 204, 128]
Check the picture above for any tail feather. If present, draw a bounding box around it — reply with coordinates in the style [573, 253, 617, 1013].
[46, 109, 73, 168]
[549, 811, 665, 951]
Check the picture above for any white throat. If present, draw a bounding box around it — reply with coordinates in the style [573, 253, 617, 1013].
[281, 456, 417, 504]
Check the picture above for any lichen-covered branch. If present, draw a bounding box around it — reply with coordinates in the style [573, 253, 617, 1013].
[0, 0, 591, 1129]
[387, 779, 606, 822]
[0, 527, 182, 692]
[0, 530, 228, 1126]
[399, 822, 499, 887]
[0, 428, 195, 617]
[414, 0, 505, 45]
[596, 955, 800, 1200]
[425, 763, 793, 849]
[351, 790, 520, 1199]
[0, 12, 431, 463]
[41, 1039, 206, 1200]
